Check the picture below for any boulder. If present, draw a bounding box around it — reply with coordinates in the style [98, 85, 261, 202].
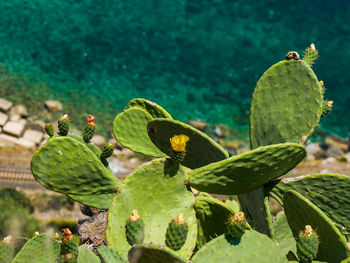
[23, 129, 44, 144]
[324, 136, 349, 152]
[0, 98, 13, 112]
[26, 120, 46, 132]
[11, 105, 28, 117]
[44, 100, 63, 112]
[306, 142, 324, 160]
[0, 134, 35, 148]
[325, 144, 344, 159]
[0, 112, 8, 126]
[9, 114, 21, 122]
[2, 121, 26, 137]
[188, 120, 208, 131]
[91, 135, 106, 148]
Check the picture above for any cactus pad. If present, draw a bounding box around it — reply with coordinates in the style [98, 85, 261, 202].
[97, 246, 125, 263]
[113, 107, 165, 157]
[267, 173, 350, 238]
[195, 192, 239, 248]
[126, 98, 172, 119]
[67, 193, 114, 209]
[191, 231, 288, 263]
[12, 234, 61, 263]
[147, 119, 229, 169]
[77, 246, 100, 263]
[273, 212, 296, 255]
[283, 190, 349, 263]
[250, 59, 323, 148]
[0, 241, 14, 263]
[128, 245, 186, 263]
[31, 136, 119, 195]
[189, 143, 306, 194]
[107, 159, 196, 259]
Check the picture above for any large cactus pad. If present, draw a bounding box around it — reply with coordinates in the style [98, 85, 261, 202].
[77, 246, 101, 263]
[126, 98, 172, 119]
[191, 231, 288, 263]
[128, 245, 186, 263]
[107, 159, 196, 259]
[189, 143, 306, 195]
[147, 118, 229, 169]
[267, 173, 350, 238]
[250, 59, 323, 148]
[283, 190, 349, 263]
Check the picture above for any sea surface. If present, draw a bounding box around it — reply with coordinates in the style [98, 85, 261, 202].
[0, 0, 349, 138]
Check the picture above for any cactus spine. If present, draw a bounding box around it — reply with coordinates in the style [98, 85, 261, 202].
[165, 213, 189, 251]
[83, 115, 96, 142]
[125, 210, 145, 246]
[226, 212, 248, 239]
[296, 225, 319, 263]
[58, 114, 70, 136]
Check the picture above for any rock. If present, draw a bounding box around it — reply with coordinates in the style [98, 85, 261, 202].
[237, 147, 249, 154]
[91, 135, 106, 148]
[9, 114, 21, 122]
[71, 128, 82, 136]
[18, 118, 28, 126]
[188, 120, 207, 131]
[306, 142, 324, 160]
[214, 124, 226, 138]
[26, 120, 46, 133]
[10, 105, 28, 117]
[23, 129, 44, 144]
[324, 136, 349, 152]
[108, 137, 123, 150]
[0, 112, 8, 126]
[322, 156, 337, 164]
[325, 144, 344, 159]
[2, 121, 26, 137]
[0, 98, 13, 112]
[0, 134, 35, 148]
[44, 100, 63, 112]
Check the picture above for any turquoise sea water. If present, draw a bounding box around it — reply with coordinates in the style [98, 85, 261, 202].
[0, 0, 349, 138]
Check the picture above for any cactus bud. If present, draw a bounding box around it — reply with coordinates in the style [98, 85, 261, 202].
[165, 213, 189, 251]
[297, 225, 319, 263]
[58, 114, 70, 136]
[321, 100, 333, 117]
[61, 228, 78, 261]
[62, 252, 77, 263]
[226, 211, 248, 239]
[101, 143, 114, 160]
[45, 123, 55, 137]
[303, 43, 319, 67]
[169, 134, 189, 164]
[34, 231, 40, 236]
[125, 210, 145, 246]
[83, 115, 96, 143]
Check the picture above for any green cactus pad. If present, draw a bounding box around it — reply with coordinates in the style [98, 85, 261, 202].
[12, 234, 61, 263]
[0, 242, 14, 263]
[147, 119, 229, 169]
[266, 173, 350, 238]
[97, 246, 125, 263]
[128, 245, 186, 263]
[126, 98, 172, 119]
[189, 143, 306, 195]
[107, 159, 196, 259]
[31, 136, 119, 195]
[283, 190, 349, 263]
[113, 107, 165, 157]
[77, 246, 100, 263]
[195, 193, 240, 248]
[191, 231, 288, 263]
[67, 193, 114, 209]
[250, 59, 323, 149]
[273, 212, 296, 255]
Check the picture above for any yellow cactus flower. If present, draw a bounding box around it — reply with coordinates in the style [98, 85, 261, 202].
[170, 134, 189, 152]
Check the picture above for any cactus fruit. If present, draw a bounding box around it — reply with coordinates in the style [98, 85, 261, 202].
[321, 100, 333, 117]
[226, 212, 248, 239]
[61, 228, 78, 263]
[58, 114, 71, 136]
[165, 213, 189, 251]
[303, 43, 319, 67]
[83, 115, 96, 142]
[296, 225, 319, 263]
[101, 143, 114, 160]
[125, 209, 145, 246]
[169, 134, 189, 164]
[45, 123, 55, 137]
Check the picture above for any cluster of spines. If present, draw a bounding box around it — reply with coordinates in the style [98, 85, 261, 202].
[226, 211, 248, 239]
[125, 209, 145, 246]
[296, 225, 319, 263]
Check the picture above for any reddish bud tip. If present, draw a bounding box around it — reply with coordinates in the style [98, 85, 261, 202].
[87, 115, 95, 124]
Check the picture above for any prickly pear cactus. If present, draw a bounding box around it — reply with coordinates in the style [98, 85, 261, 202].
[191, 230, 288, 263]
[273, 212, 296, 256]
[188, 143, 306, 194]
[0, 239, 14, 263]
[107, 159, 197, 260]
[165, 213, 189, 251]
[97, 246, 125, 263]
[125, 210, 145, 246]
[126, 98, 172, 119]
[77, 246, 100, 263]
[128, 245, 186, 263]
[283, 190, 349, 263]
[249, 58, 324, 148]
[11, 234, 61, 263]
[226, 212, 248, 239]
[296, 225, 319, 263]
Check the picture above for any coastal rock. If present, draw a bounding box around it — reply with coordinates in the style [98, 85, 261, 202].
[23, 129, 44, 144]
[306, 142, 324, 160]
[91, 135, 106, 148]
[2, 121, 26, 137]
[44, 100, 63, 112]
[0, 134, 35, 148]
[0, 112, 8, 126]
[10, 105, 28, 117]
[188, 120, 207, 131]
[214, 124, 226, 138]
[325, 144, 344, 159]
[26, 120, 46, 133]
[0, 98, 13, 112]
[9, 114, 21, 122]
[324, 136, 349, 152]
